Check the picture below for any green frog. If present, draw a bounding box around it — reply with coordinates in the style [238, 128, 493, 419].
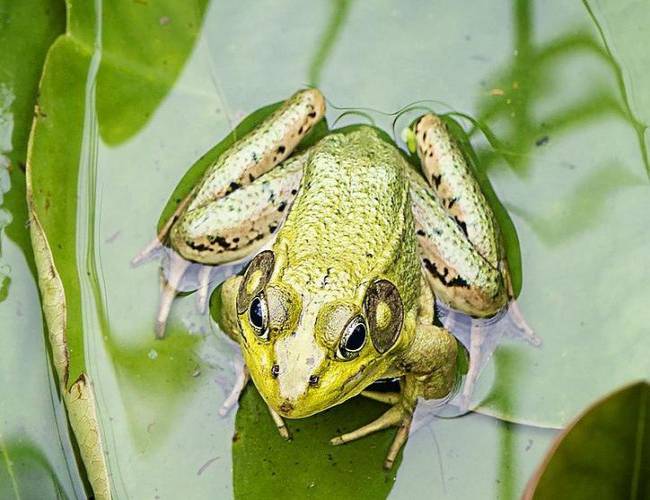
[135, 88, 538, 468]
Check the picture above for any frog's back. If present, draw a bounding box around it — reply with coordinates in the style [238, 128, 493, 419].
[277, 127, 418, 301]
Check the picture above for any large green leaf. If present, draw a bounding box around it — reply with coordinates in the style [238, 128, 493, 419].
[524, 382, 649, 499]
[0, 0, 85, 497]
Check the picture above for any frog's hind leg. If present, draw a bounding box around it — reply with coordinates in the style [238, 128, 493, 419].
[411, 114, 503, 270]
[152, 147, 307, 336]
[134, 88, 325, 337]
[132, 88, 325, 266]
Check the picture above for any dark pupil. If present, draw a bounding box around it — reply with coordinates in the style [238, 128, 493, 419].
[249, 296, 264, 331]
[345, 324, 366, 351]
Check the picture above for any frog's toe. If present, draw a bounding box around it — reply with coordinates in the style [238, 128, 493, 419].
[360, 390, 401, 405]
[383, 412, 413, 470]
[268, 407, 291, 440]
[506, 299, 542, 346]
[196, 265, 212, 313]
[218, 364, 250, 417]
[456, 323, 484, 411]
[330, 404, 404, 446]
[155, 251, 191, 339]
[131, 235, 164, 266]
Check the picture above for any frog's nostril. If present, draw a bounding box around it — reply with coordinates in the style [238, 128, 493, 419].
[271, 364, 280, 378]
[280, 401, 294, 414]
[308, 375, 319, 387]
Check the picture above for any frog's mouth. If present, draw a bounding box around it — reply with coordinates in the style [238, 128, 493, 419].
[270, 377, 402, 419]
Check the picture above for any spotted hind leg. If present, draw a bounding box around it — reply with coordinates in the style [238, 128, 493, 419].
[408, 114, 540, 407]
[132, 89, 325, 337]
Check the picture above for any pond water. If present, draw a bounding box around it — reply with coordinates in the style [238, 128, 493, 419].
[2, 0, 649, 498]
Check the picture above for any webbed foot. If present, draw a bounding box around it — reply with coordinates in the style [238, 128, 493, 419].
[155, 250, 191, 339]
[506, 298, 542, 346]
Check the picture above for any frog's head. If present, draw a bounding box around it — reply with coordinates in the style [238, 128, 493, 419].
[236, 249, 411, 418]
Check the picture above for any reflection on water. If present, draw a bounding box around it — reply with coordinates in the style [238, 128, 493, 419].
[473, 0, 648, 177]
[308, 0, 354, 87]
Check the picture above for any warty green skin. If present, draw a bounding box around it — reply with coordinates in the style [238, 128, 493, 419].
[239, 128, 444, 418]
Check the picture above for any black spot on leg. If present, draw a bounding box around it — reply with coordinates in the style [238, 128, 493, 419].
[423, 258, 469, 288]
[416, 229, 426, 237]
[207, 235, 234, 249]
[226, 181, 241, 195]
[277, 201, 287, 212]
[308, 111, 317, 118]
[248, 174, 256, 183]
[269, 223, 278, 234]
[454, 217, 468, 237]
[277, 145, 286, 154]
[186, 240, 211, 252]
[431, 174, 442, 189]
[298, 125, 304, 135]
[447, 197, 457, 209]
[291, 189, 298, 196]
[214, 236, 231, 249]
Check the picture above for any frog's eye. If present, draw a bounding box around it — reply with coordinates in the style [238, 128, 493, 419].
[337, 316, 367, 360]
[248, 293, 269, 340]
[237, 250, 275, 315]
[364, 279, 403, 354]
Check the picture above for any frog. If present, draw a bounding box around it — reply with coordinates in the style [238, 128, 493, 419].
[133, 88, 539, 468]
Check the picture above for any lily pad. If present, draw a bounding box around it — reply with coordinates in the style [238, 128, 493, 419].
[524, 382, 650, 499]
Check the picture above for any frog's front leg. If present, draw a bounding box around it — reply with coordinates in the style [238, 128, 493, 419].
[331, 280, 458, 469]
[214, 274, 291, 439]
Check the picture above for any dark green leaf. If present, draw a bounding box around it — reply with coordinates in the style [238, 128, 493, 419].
[233, 387, 399, 499]
[525, 382, 650, 499]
